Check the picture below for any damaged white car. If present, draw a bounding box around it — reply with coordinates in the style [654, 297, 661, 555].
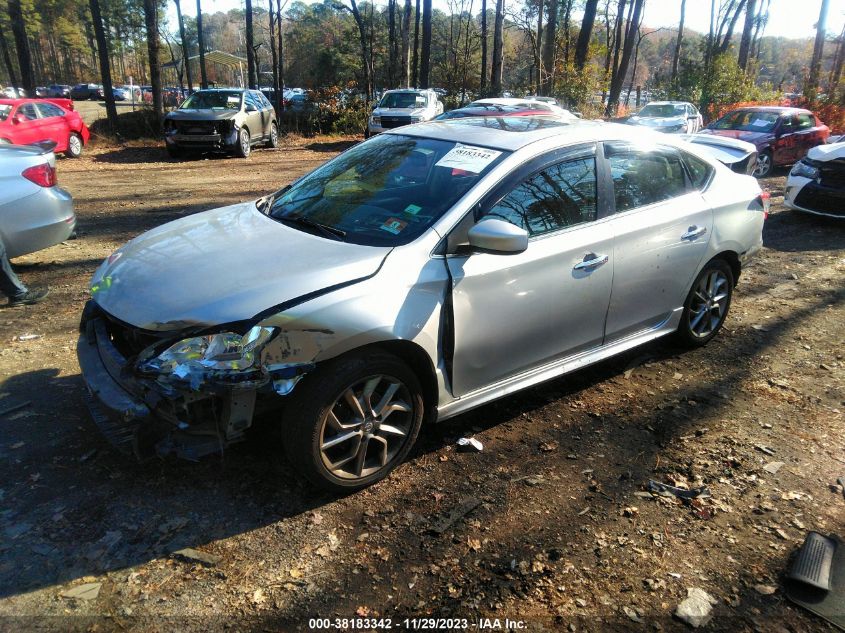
[79, 117, 766, 491]
[784, 141, 845, 219]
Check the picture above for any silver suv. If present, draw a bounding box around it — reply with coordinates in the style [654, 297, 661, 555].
[163, 89, 279, 158]
[366, 89, 443, 137]
[79, 117, 765, 491]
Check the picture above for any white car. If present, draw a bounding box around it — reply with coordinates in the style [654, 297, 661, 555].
[784, 141, 845, 219]
[469, 97, 577, 119]
[367, 89, 443, 137]
[626, 101, 703, 134]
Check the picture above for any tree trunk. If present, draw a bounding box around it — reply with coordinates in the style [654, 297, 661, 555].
[737, 0, 755, 70]
[671, 0, 685, 80]
[540, 0, 557, 95]
[490, 0, 503, 95]
[143, 0, 163, 127]
[574, 0, 598, 71]
[174, 0, 193, 91]
[605, 0, 643, 116]
[412, 0, 420, 86]
[349, 0, 373, 98]
[806, 0, 829, 100]
[0, 27, 18, 89]
[480, 0, 487, 94]
[534, 0, 543, 94]
[7, 0, 34, 93]
[420, 0, 432, 88]
[268, 0, 278, 105]
[277, 0, 285, 111]
[89, 0, 118, 133]
[245, 0, 256, 88]
[706, 0, 715, 67]
[717, 0, 747, 54]
[388, 0, 397, 86]
[196, 0, 208, 88]
[401, 0, 411, 86]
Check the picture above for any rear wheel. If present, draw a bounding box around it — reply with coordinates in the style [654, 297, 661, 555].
[65, 132, 83, 158]
[753, 150, 772, 178]
[235, 127, 251, 158]
[283, 351, 424, 492]
[675, 259, 734, 348]
[266, 122, 279, 148]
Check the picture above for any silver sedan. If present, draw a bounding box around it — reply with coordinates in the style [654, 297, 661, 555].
[78, 117, 766, 491]
[0, 144, 75, 259]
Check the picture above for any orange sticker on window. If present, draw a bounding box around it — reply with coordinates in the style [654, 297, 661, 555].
[380, 217, 408, 234]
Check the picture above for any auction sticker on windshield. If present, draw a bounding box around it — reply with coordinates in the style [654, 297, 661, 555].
[435, 143, 502, 173]
[381, 218, 408, 234]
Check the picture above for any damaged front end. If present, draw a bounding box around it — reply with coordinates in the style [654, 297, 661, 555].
[77, 300, 315, 461]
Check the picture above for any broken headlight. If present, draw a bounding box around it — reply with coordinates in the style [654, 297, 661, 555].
[138, 326, 277, 377]
[790, 158, 819, 180]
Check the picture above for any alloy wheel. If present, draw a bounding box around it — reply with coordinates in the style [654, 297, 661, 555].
[68, 134, 82, 156]
[240, 130, 250, 156]
[753, 153, 771, 177]
[687, 269, 729, 338]
[319, 374, 414, 480]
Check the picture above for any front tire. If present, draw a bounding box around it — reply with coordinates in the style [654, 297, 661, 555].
[283, 351, 424, 492]
[165, 144, 183, 159]
[675, 259, 734, 348]
[65, 132, 83, 158]
[235, 127, 251, 158]
[753, 150, 772, 178]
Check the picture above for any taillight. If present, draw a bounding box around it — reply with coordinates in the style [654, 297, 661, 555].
[755, 191, 770, 219]
[21, 163, 57, 187]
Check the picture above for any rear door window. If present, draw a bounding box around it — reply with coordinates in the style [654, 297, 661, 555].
[36, 102, 65, 118]
[18, 104, 39, 120]
[682, 152, 714, 190]
[606, 143, 688, 213]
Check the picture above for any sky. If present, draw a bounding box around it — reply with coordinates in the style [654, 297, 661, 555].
[166, 0, 845, 41]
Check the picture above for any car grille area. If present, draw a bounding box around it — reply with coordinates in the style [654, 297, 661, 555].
[794, 183, 845, 217]
[380, 115, 412, 129]
[818, 159, 845, 189]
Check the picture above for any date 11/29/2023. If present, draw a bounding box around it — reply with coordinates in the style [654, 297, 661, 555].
[308, 617, 528, 630]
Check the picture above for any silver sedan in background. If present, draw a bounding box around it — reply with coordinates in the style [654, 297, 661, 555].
[78, 117, 766, 491]
[0, 144, 75, 259]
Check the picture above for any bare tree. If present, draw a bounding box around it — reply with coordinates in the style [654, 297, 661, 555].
[574, 0, 599, 71]
[805, 0, 830, 100]
[346, 0, 374, 98]
[89, 0, 118, 132]
[268, 0, 278, 105]
[142, 0, 163, 125]
[541, 0, 557, 95]
[737, 0, 755, 70]
[671, 0, 685, 81]
[197, 0, 208, 88]
[276, 0, 287, 111]
[246, 0, 256, 88]
[480, 0, 487, 94]
[716, 0, 747, 54]
[174, 0, 193, 91]
[0, 27, 18, 90]
[388, 0, 397, 85]
[402, 0, 412, 86]
[535, 0, 543, 93]
[412, 0, 420, 85]
[605, 0, 644, 116]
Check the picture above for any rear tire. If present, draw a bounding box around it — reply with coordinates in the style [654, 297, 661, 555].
[266, 122, 279, 148]
[675, 259, 734, 348]
[283, 350, 424, 492]
[65, 132, 83, 158]
[235, 127, 251, 158]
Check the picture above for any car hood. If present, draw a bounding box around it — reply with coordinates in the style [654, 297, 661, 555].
[628, 115, 686, 127]
[165, 110, 239, 122]
[374, 107, 428, 117]
[698, 128, 772, 145]
[90, 202, 392, 332]
[807, 141, 845, 161]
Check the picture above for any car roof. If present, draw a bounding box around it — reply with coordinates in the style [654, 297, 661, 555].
[728, 106, 811, 115]
[388, 116, 688, 152]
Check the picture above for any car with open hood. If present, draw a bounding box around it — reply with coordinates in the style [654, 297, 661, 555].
[163, 88, 279, 158]
[784, 140, 845, 219]
[624, 101, 703, 135]
[78, 116, 766, 491]
[698, 106, 829, 177]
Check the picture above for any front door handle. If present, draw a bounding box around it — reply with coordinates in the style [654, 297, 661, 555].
[573, 253, 609, 271]
[681, 225, 707, 240]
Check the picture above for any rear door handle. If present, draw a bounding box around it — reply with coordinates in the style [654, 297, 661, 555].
[681, 226, 707, 240]
[573, 253, 609, 271]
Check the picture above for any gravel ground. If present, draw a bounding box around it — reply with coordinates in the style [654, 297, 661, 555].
[0, 139, 842, 632]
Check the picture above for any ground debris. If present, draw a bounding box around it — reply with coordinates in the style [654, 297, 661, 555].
[429, 497, 482, 534]
[60, 582, 102, 601]
[172, 547, 222, 566]
[674, 587, 717, 628]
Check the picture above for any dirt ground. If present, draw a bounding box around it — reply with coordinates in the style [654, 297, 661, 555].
[0, 138, 842, 632]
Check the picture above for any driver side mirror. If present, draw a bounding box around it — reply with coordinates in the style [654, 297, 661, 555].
[468, 218, 528, 254]
[12, 113, 26, 124]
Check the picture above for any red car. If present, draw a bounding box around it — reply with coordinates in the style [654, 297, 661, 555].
[0, 98, 90, 158]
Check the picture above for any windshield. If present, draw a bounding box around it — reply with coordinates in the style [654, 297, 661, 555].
[639, 104, 685, 117]
[180, 91, 243, 110]
[379, 92, 427, 109]
[711, 110, 779, 132]
[0, 105, 10, 122]
[266, 134, 508, 246]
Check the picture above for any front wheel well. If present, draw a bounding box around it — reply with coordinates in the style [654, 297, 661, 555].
[709, 251, 741, 286]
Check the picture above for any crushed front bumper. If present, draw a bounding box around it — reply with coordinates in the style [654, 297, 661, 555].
[77, 303, 259, 460]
